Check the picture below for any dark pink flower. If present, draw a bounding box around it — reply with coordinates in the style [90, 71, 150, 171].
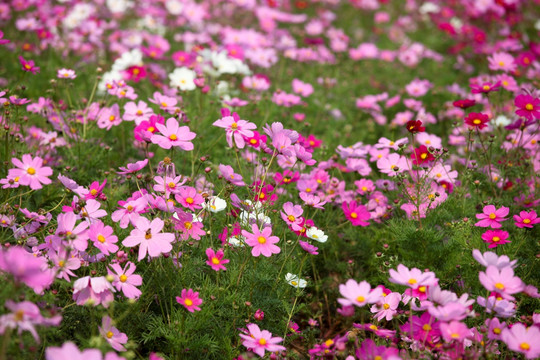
[514, 210, 540, 228]
[482, 230, 510, 248]
[514, 94, 540, 121]
[475, 205, 509, 228]
[176, 288, 202, 312]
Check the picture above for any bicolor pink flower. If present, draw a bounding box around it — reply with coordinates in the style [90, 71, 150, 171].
[151, 117, 196, 150]
[108, 262, 142, 299]
[482, 230, 510, 248]
[239, 323, 285, 358]
[475, 205, 509, 228]
[389, 264, 438, 290]
[149, 92, 177, 111]
[280, 202, 304, 231]
[342, 201, 370, 226]
[8, 154, 52, 190]
[428, 302, 469, 322]
[479, 265, 524, 300]
[299, 192, 327, 209]
[173, 211, 206, 241]
[153, 175, 185, 197]
[501, 323, 540, 359]
[440, 321, 471, 342]
[99, 316, 128, 352]
[242, 224, 281, 257]
[213, 110, 256, 149]
[0, 246, 54, 293]
[122, 217, 174, 261]
[205, 248, 229, 271]
[401, 313, 440, 342]
[72, 276, 115, 307]
[514, 210, 540, 228]
[338, 279, 383, 307]
[85, 179, 107, 200]
[176, 288, 202, 313]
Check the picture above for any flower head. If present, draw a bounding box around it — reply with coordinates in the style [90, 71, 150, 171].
[475, 205, 509, 228]
[176, 288, 202, 313]
[239, 323, 285, 358]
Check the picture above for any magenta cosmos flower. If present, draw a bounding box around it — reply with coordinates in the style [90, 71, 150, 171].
[8, 154, 52, 190]
[338, 279, 383, 307]
[514, 94, 540, 121]
[122, 217, 175, 261]
[342, 201, 370, 227]
[239, 323, 286, 358]
[502, 323, 540, 359]
[176, 288, 202, 313]
[479, 265, 524, 300]
[475, 205, 509, 228]
[242, 224, 281, 257]
[205, 248, 229, 271]
[19, 56, 39, 74]
[481, 230, 510, 248]
[514, 210, 540, 228]
[151, 117, 196, 150]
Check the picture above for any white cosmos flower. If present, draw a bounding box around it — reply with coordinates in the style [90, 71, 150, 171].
[286, 273, 307, 288]
[203, 196, 227, 213]
[228, 236, 245, 247]
[169, 67, 197, 91]
[306, 227, 328, 243]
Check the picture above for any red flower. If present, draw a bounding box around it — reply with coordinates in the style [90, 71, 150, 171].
[411, 145, 434, 165]
[405, 120, 425, 134]
[464, 112, 490, 129]
[453, 99, 476, 109]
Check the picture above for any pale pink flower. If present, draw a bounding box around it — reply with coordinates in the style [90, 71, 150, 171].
[151, 117, 196, 151]
[99, 316, 128, 352]
[241, 224, 281, 257]
[122, 217, 175, 261]
[108, 262, 142, 299]
[338, 279, 383, 307]
[479, 265, 524, 300]
[72, 276, 115, 307]
[8, 154, 52, 190]
[239, 323, 286, 358]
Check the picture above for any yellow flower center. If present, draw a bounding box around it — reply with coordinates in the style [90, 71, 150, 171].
[498, 61, 505, 66]
[169, 134, 178, 141]
[483, 85, 490, 90]
[525, 103, 533, 111]
[259, 338, 267, 345]
[523, 219, 531, 224]
[257, 236, 266, 244]
[350, 212, 358, 219]
[145, 233, 152, 240]
[473, 119, 482, 125]
[109, 115, 116, 122]
[186, 197, 194, 204]
[161, 102, 168, 107]
[14, 310, 24, 322]
[90, 189, 98, 196]
[408, 278, 417, 285]
[291, 281, 298, 286]
[420, 153, 428, 159]
[493, 327, 501, 334]
[520, 342, 530, 351]
[418, 286, 426, 293]
[231, 122, 238, 129]
[495, 282, 505, 290]
[27, 167, 36, 175]
[184, 222, 192, 230]
[120, 274, 128, 282]
[369, 325, 378, 331]
[58, 260, 65, 267]
[356, 295, 365, 303]
[489, 213, 496, 219]
[168, 182, 176, 189]
[136, 110, 143, 116]
[374, 357, 382, 360]
[97, 235, 106, 243]
[451, 333, 460, 339]
[287, 215, 295, 222]
[423, 324, 432, 331]
[389, 141, 395, 146]
[211, 257, 220, 265]
[361, 186, 367, 191]
[383, 304, 390, 310]
[106, 331, 114, 339]
[147, 126, 155, 133]
[250, 139, 257, 144]
[492, 236, 500, 242]
[325, 339, 334, 347]
[184, 299, 193, 306]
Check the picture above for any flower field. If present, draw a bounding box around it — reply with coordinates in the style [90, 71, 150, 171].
[0, 0, 539, 359]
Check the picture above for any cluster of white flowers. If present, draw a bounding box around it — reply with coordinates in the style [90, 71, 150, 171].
[199, 50, 251, 77]
[98, 49, 143, 93]
[62, 3, 95, 29]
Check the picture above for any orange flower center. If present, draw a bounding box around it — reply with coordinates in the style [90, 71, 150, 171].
[186, 197, 194, 204]
[520, 342, 530, 351]
[259, 338, 267, 345]
[492, 236, 500, 242]
[383, 304, 390, 310]
[287, 215, 295, 222]
[489, 213, 496, 219]
[423, 324, 432, 331]
[356, 295, 365, 303]
[120, 274, 128, 282]
[525, 104, 533, 111]
[169, 134, 178, 141]
[106, 331, 114, 339]
[523, 219, 531, 224]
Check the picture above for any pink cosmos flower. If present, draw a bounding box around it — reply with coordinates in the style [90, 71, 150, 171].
[400, 313, 440, 342]
[99, 316, 128, 352]
[45, 342, 120, 360]
[175, 186, 204, 211]
[0, 300, 61, 342]
[8, 154, 52, 190]
[0, 246, 55, 294]
[72, 276, 115, 307]
[85, 179, 107, 200]
[514, 94, 540, 120]
[151, 117, 196, 150]
[280, 202, 304, 231]
[149, 92, 177, 112]
[475, 205, 509, 228]
[173, 211, 206, 241]
[481, 230, 510, 248]
[299, 240, 319, 255]
[111, 197, 147, 229]
[205, 248, 229, 271]
[213, 110, 256, 149]
[374, 137, 408, 150]
[88, 221, 118, 255]
[117, 159, 149, 175]
[514, 210, 540, 228]
[440, 321, 471, 342]
[242, 224, 281, 257]
[57, 68, 76, 79]
[428, 302, 469, 322]
[377, 153, 407, 176]
[299, 192, 327, 209]
[108, 261, 142, 299]
[389, 264, 438, 290]
[97, 104, 122, 130]
[123, 100, 153, 124]
[486, 318, 506, 341]
[292, 79, 314, 97]
[218, 164, 245, 186]
[239, 323, 286, 358]
[479, 265, 524, 300]
[338, 279, 383, 307]
[470, 81, 501, 94]
[488, 52, 516, 72]
[472, 249, 517, 269]
[370, 292, 401, 321]
[49, 247, 80, 281]
[122, 217, 175, 261]
[176, 288, 202, 313]
[342, 201, 370, 226]
[501, 323, 540, 359]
